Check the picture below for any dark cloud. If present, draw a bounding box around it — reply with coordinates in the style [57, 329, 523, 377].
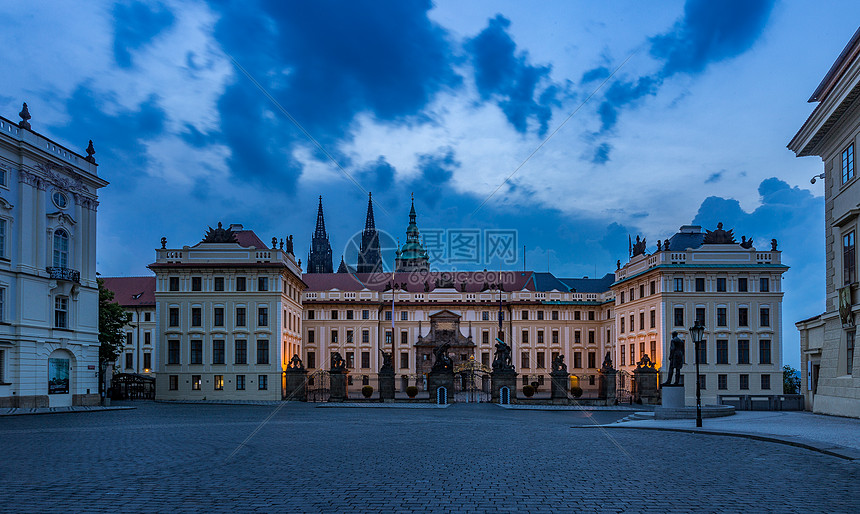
[586, 0, 774, 162]
[705, 171, 724, 184]
[212, 0, 460, 193]
[592, 142, 612, 164]
[412, 148, 460, 207]
[357, 156, 397, 193]
[113, 2, 175, 68]
[467, 15, 562, 136]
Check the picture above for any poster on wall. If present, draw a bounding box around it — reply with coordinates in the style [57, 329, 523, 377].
[48, 358, 70, 394]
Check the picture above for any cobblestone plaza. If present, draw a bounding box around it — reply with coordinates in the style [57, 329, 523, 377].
[1, 404, 857, 512]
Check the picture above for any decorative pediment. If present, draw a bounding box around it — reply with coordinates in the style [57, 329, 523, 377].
[0, 196, 12, 210]
[47, 211, 76, 225]
[36, 162, 91, 195]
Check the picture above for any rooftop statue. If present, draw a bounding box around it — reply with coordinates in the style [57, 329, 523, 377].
[740, 236, 754, 249]
[201, 222, 237, 244]
[631, 235, 647, 257]
[703, 222, 736, 244]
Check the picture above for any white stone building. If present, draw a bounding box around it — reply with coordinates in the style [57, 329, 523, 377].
[789, 27, 860, 418]
[0, 104, 107, 408]
[151, 224, 305, 401]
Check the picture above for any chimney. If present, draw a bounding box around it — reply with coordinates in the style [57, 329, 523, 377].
[229, 224, 244, 231]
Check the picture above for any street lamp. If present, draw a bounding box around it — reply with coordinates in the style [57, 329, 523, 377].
[689, 320, 705, 427]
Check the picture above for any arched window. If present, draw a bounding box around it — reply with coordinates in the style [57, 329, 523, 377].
[53, 229, 69, 268]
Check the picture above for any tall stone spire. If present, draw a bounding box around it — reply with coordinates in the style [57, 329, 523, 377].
[395, 193, 430, 272]
[307, 196, 333, 273]
[357, 192, 383, 273]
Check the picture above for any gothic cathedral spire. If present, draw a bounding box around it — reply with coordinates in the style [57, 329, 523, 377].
[307, 196, 333, 273]
[357, 192, 383, 273]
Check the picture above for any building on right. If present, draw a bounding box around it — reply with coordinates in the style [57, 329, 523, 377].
[788, 28, 860, 418]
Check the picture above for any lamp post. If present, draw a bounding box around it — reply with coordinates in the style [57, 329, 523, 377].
[689, 320, 705, 427]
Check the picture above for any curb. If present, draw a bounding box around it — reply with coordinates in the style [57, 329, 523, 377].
[0, 406, 136, 417]
[583, 424, 860, 461]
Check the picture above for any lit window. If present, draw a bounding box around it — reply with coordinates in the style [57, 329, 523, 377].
[192, 375, 201, 391]
[214, 375, 224, 390]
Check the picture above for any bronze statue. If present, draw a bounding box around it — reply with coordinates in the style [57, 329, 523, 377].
[288, 354, 304, 370]
[201, 222, 238, 244]
[330, 352, 346, 372]
[600, 351, 614, 372]
[552, 354, 567, 374]
[379, 349, 394, 373]
[431, 342, 453, 373]
[703, 222, 736, 244]
[492, 339, 514, 372]
[637, 353, 655, 370]
[663, 332, 684, 385]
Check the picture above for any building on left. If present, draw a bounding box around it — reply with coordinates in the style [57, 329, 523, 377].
[0, 103, 108, 408]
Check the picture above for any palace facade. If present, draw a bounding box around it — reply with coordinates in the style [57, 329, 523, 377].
[789, 27, 860, 418]
[0, 104, 107, 408]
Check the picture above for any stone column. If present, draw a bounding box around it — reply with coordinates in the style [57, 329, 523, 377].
[329, 371, 347, 401]
[378, 370, 395, 401]
[427, 370, 454, 404]
[491, 370, 517, 404]
[634, 365, 658, 404]
[284, 368, 307, 401]
[550, 370, 570, 402]
[599, 370, 616, 404]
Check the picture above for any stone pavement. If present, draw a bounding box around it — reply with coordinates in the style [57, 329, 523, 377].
[1, 402, 857, 512]
[601, 410, 860, 460]
[0, 405, 135, 416]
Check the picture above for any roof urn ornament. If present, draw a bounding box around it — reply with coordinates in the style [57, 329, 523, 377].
[161, 237, 167, 249]
[18, 102, 31, 130]
[771, 238, 778, 251]
[85, 140, 96, 164]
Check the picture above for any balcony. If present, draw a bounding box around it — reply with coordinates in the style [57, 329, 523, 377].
[47, 267, 80, 284]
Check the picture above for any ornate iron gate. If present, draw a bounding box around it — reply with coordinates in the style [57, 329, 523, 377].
[453, 360, 492, 403]
[616, 370, 633, 404]
[306, 369, 331, 402]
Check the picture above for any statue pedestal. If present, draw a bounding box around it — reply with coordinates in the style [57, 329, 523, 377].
[427, 371, 454, 404]
[329, 371, 347, 402]
[634, 367, 659, 404]
[284, 369, 307, 401]
[598, 370, 616, 403]
[378, 370, 395, 400]
[491, 370, 517, 404]
[550, 371, 570, 401]
[661, 384, 685, 409]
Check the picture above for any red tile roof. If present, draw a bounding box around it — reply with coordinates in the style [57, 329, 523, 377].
[101, 276, 156, 307]
[303, 271, 535, 293]
[235, 230, 267, 249]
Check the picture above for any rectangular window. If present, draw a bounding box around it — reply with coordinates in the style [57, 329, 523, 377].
[482, 311, 489, 321]
[362, 330, 369, 344]
[168, 340, 180, 364]
[574, 330, 581, 344]
[630, 344, 635, 365]
[650, 341, 656, 362]
[695, 277, 705, 292]
[236, 277, 246, 291]
[331, 310, 338, 320]
[697, 340, 707, 364]
[521, 330, 529, 344]
[400, 331, 408, 346]
[718, 374, 728, 390]
[738, 340, 750, 365]
[256, 340, 269, 364]
[190, 340, 202, 364]
[169, 277, 179, 291]
[588, 311, 595, 321]
[213, 340, 225, 364]
[740, 374, 749, 390]
[482, 331, 489, 345]
[346, 310, 353, 320]
[759, 340, 772, 364]
[258, 307, 268, 327]
[650, 310, 656, 329]
[574, 311, 581, 320]
[235, 340, 247, 364]
[552, 330, 559, 344]
[716, 277, 726, 292]
[169, 307, 179, 327]
[588, 351, 596, 369]
[214, 277, 224, 291]
[716, 340, 728, 364]
[307, 351, 316, 369]
[844, 231, 856, 285]
[125, 353, 133, 370]
[258, 375, 268, 390]
[236, 307, 246, 327]
[521, 352, 530, 369]
[169, 375, 178, 390]
[361, 351, 370, 369]
[144, 312, 151, 322]
[384, 331, 391, 345]
[620, 292, 625, 304]
[761, 374, 771, 390]
[346, 352, 355, 369]
[213, 307, 224, 327]
[191, 277, 202, 291]
[400, 352, 409, 369]
[629, 288, 634, 301]
[695, 308, 705, 325]
[144, 332, 151, 346]
[401, 311, 408, 321]
[759, 277, 769, 292]
[258, 276, 268, 291]
[698, 375, 706, 390]
[537, 331, 544, 345]
[191, 307, 202, 327]
[588, 330, 595, 345]
[574, 352, 582, 368]
[738, 277, 748, 292]
[621, 346, 626, 366]
[192, 375, 201, 391]
[738, 307, 748, 327]
[537, 310, 544, 321]
[522, 310, 529, 320]
[639, 285, 645, 298]
[847, 331, 855, 375]
[385, 311, 392, 321]
[536, 352, 545, 369]
[307, 310, 315, 320]
[362, 309, 369, 320]
[759, 308, 770, 327]
[307, 330, 315, 344]
[54, 296, 68, 328]
[126, 332, 133, 347]
[236, 375, 245, 390]
[842, 142, 855, 184]
[143, 352, 151, 370]
[214, 375, 223, 391]
[674, 278, 684, 292]
[551, 310, 559, 320]
[639, 312, 645, 331]
[346, 330, 354, 344]
[650, 281, 656, 295]
[717, 307, 727, 327]
[620, 317, 625, 333]
[674, 308, 684, 327]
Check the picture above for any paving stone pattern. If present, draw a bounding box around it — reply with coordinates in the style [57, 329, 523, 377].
[1, 402, 857, 512]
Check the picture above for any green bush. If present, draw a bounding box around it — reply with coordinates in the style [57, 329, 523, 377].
[522, 384, 535, 397]
[570, 386, 583, 398]
[406, 385, 418, 398]
[361, 385, 374, 398]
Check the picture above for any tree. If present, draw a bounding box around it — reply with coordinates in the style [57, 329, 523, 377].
[783, 364, 801, 394]
[98, 279, 131, 397]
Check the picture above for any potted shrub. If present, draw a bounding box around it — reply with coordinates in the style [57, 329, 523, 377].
[570, 386, 583, 398]
[406, 385, 418, 398]
[522, 384, 535, 397]
[361, 385, 373, 398]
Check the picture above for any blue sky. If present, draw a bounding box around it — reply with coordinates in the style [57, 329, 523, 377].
[2, 1, 857, 368]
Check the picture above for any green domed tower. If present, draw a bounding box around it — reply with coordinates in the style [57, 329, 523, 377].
[395, 194, 430, 272]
